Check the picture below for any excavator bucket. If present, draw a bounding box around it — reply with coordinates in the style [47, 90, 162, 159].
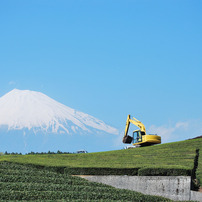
[122, 135, 133, 144]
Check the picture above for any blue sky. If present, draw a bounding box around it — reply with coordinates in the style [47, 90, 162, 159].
[0, 0, 202, 149]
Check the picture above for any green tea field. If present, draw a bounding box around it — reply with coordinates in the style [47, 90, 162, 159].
[1, 138, 201, 185]
[0, 137, 201, 201]
[0, 162, 170, 201]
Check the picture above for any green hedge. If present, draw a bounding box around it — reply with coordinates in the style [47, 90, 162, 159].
[65, 167, 139, 176]
[138, 167, 192, 176]
[2, 161, 192, 177]
[64, 166, 192, 177]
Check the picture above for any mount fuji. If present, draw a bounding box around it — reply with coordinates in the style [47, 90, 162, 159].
[0, 89, 119, 153]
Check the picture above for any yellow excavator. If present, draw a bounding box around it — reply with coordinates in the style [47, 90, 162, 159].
[122, 115, 161, 147]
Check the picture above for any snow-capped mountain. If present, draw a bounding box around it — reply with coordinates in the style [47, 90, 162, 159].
[0, 89, 118, 135]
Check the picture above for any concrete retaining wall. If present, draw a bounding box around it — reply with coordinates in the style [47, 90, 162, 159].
[80, 175, 202, 201]
[191, 191, 202, 202]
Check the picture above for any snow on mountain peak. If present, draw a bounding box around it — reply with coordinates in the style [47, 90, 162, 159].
[0, 89, 118, 135]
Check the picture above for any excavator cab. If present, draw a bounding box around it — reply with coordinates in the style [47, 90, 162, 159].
[132, 130, 145, 143]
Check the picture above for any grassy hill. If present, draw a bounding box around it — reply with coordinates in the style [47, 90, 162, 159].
[0, 138, 201, 187]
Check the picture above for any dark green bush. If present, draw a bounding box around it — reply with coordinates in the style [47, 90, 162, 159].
[138, 167, 192, 176]
[64, 167, 139, 176]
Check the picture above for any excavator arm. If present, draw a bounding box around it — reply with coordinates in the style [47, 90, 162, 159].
[122, 115, 146, 144]
[124, 115, 131, 139]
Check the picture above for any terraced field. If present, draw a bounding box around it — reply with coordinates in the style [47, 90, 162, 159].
[0, 162, 170, 201]
[1, 138, 201, 185]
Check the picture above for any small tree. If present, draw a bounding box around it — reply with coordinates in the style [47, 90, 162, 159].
[57, 150, 62, 154]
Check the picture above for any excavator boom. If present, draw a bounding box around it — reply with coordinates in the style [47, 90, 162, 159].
[123, 115, 146, 138]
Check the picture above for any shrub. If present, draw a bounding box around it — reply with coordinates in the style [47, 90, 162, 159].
[138, 167, 191, 176]
[65, 167, 139, 176]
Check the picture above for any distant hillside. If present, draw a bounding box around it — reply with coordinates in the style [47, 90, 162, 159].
[1, 138, 202, 189]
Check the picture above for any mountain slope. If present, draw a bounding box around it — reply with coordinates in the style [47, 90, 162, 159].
[0, 89, 118, 135]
